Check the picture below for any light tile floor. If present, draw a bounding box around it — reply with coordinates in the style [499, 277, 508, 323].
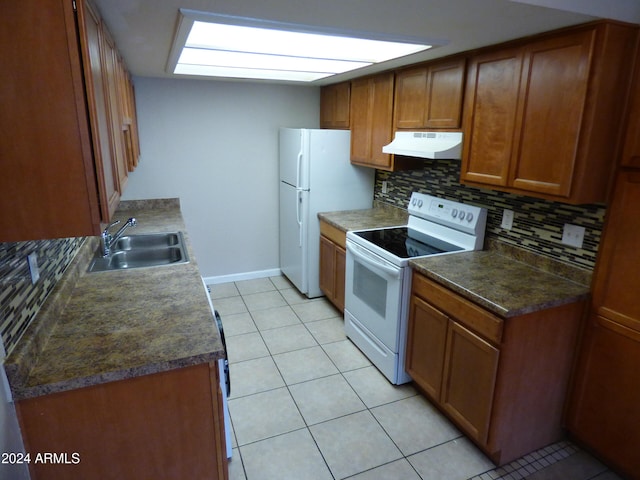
[208, 276, 623, 480]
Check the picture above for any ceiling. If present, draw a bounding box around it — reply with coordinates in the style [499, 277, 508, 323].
[92, 0, 640, 85]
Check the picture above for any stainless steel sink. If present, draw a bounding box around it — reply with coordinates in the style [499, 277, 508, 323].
[112, 232, 182, 251]
[88, 231, 189, 272]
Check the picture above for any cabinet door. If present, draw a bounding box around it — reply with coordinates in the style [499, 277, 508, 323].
[394, 67, 428, 129]
[350, 73, 394, 170]
[510, 30, 594, 197]
[320, 82, 350, 129]
[461, 48, 523, 187]
[334, 245, 346, 312]
[621, 60, 640, 168]
[406, 296, 449, 400]
[425, 58, 465, 128]
[568, 315, 640, 479]
[101, 27, 128, 193]
[369, 73, 395, 169]
[592, 170, 640, 333]
[319, 235, 336, 300]
[441, 320, 499, 444]
[18, 364, 227, 480]
[78, 0, 120, 221]
[349, 77, 373, 163]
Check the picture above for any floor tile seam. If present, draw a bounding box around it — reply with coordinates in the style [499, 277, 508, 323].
[402, 433, 468, 461]
[258, 331, 321, 357]
[227, 351, 271, 366]
[227, 382, 289, 402]
[317, 340, 375, 376]
[337, 368, 422, 414]
[237, 304, 313, 360]
[285, 380, 369, 429]
[234, 279, 279, 296]
[340, 458, 424, 480]
[234, 424, 311, 450]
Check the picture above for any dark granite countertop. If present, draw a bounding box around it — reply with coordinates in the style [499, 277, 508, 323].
[410, 250, 590, 318]
[5, 199, 225, 400]
[318, 203, 408, 232]
[318, 203, 590, 319]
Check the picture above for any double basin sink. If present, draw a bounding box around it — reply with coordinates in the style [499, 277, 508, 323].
[88, 232, 189, 273]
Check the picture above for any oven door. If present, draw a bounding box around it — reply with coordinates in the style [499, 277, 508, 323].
[345, 239, 404, 351]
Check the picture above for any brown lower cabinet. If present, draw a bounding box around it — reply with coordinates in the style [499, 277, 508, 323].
[16, 363, 228, 480]
[406, 272, 586, 465]
[567, 315, 640, 479]
[566, 171, 640, 479]
[319, 220, 347, 312]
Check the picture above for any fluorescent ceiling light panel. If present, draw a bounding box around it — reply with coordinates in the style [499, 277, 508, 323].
[172, 17, 433, 82]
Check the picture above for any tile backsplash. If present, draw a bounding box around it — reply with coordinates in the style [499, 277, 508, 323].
[0, 238, 83, 355]
[1, 163, 604, 356]
[375, 159, 605, 271]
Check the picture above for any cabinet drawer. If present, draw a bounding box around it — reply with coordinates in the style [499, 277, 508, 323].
[320, 221, 346, 249]
[412, 272, 503, 344]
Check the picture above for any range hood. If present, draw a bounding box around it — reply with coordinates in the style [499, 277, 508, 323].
[382, 131, 463, 159]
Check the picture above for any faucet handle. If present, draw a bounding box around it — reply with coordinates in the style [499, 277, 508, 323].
[103, 219, 120, 234]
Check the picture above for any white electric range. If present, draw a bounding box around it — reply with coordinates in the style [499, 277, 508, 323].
[344, 192, 487, 384]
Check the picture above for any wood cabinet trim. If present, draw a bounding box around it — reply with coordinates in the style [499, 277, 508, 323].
[441, 320, 499, 444]
[406, 295, 449, 401]
[461, 22, 639, 204]
[17, 364, 228, 480]
[412, 272, 503, 345]
[319, 221, 346, 249]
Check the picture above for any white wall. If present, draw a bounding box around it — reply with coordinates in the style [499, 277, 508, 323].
[122, 77, 320, 280]
[0, 342, 30, 480]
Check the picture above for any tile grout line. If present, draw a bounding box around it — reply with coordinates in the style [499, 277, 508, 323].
[214, 277, 608, 480]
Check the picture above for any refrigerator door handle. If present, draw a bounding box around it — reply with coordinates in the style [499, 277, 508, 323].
[296, 149, 303, 189]
[296, 190, 303, 247]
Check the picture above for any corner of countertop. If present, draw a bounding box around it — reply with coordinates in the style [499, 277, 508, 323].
[4, 236, 98, 394]
[116, 198, 181, 211]
[485, 237, 592, 287]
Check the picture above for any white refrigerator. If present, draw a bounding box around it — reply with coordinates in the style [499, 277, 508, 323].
[279, 128, 374, 298]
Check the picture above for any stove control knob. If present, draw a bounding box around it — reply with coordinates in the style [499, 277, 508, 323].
[459, 211, 466, 221]
[467, 212, 474, 222]
[452, 208, 458, 218]
[417, 200, 423, 208]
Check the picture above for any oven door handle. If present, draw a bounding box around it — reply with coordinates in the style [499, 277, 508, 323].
[347, 242, 401, 278]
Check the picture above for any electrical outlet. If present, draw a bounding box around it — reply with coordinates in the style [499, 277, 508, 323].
[562, 223, 585, 248]
[381, 181, 388, 194]
[27, 252, 40, 284]
[501, 209, 514, 230]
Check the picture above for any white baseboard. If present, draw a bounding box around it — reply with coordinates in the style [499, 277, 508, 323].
[203, 268, 282, 285]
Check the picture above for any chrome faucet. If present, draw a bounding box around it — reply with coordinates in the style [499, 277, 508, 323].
[101, 217, 137, 257]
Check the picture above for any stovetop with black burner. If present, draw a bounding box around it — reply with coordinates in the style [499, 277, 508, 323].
[353, 227, 463, 259]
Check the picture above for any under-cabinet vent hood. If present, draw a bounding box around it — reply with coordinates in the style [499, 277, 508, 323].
[382, 131, 463, 159]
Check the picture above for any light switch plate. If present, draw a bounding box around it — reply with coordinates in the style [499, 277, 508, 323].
[27, 252, 40, 284]
[381, 181, 388, 194]
[562, 223, 585, 248]
[501, 209, 514, 230]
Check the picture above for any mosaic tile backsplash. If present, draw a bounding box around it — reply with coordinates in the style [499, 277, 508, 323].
[375, 159, 605, 271]
[1, 161, 604, 357]
[1, 238, 83, 355]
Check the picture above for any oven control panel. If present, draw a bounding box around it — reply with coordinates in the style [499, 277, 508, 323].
[408, 192, 487, 235]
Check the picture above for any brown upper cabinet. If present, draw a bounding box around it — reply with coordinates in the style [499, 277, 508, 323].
[394, 57, 466, 130]
[349, 73, 395, 170]
[461, 22, 638, 204]
[320, 82, 351, 129]
[0, 0, 140, 242]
